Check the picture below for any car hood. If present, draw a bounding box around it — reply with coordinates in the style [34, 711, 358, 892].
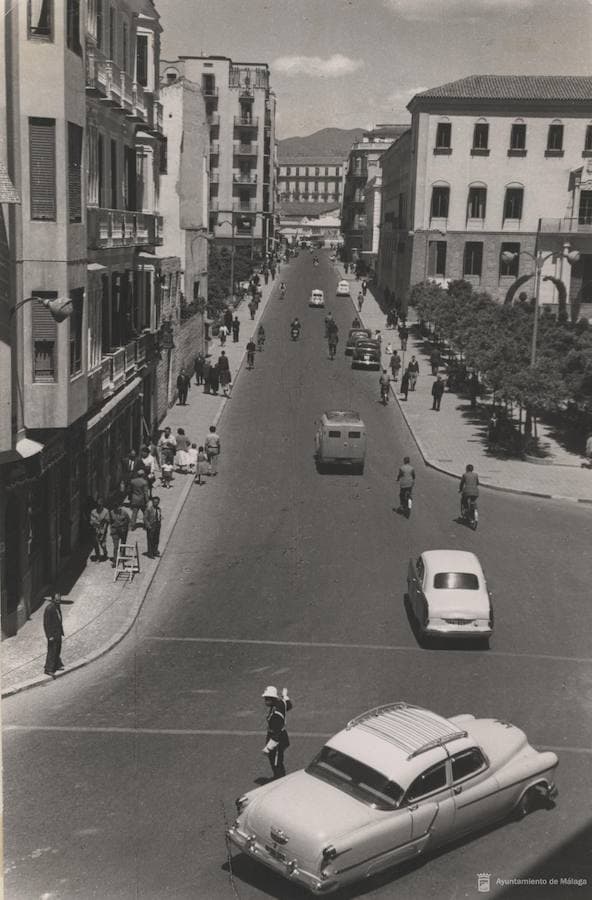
[426, 589, 489, 618]
[242, 770, 375, 864]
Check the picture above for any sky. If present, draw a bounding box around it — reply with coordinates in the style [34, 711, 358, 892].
[156, 0, 592, 139]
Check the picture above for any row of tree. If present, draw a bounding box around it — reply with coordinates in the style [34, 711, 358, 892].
[409, 279, 592, 425]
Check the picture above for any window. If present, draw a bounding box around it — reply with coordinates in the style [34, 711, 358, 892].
[136, 34, 148, 86]
[510, 123, 526, 150]
[585, 126, 592, 153]
[406, 762, 447, 803]
[96, 0, 103, 49]
[159, 137, 168, 175]
[467, 187, 487, 220]
[472, 122, 489, 149]
[434, 572, 479, 590]
[328, 430, 341, 438]
[430, 186, 449, 219]
[500, 243, 520, 276]
[348, 431, 361, 439]
[435, 122, 451, 149]
[66, 0, 81, 54]
[29, 118, 56, 221]
[416, 556, 425, 581]
[325, 167, 329, 176]
[68, 123, 83, 223]
[122, 21, 128, 72]
[110, 139, 117, 209]
[286, 166, 291, 176]
[463, 242, 483, 277]
[578, 191, 592, 226]
[28, 0, 53, 38]
[32, 292, 57, 382]
[428, 241, 447, 277]
[315, 167, 320, 176]
[336, 167, 340, 176]
[306, 747, 403, 810]
[451, 748, 486, 782]
[504, 187, 523, 220]
[547, 123, 564, 151]
[108, 5, 116, 60]
[69, 288, 83, 376]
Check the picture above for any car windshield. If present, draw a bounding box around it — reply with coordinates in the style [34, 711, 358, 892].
[306, 747, 403, 810]
[434, 572, 480, 590]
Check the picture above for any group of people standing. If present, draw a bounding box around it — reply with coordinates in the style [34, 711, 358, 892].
[192, 349, 233, 398]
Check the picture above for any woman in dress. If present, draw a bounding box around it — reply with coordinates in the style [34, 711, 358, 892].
[175, 428, 191, 473]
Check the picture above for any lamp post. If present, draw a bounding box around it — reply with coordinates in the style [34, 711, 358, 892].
[501, 243, 580, 366]
[10, 295, 74, 322]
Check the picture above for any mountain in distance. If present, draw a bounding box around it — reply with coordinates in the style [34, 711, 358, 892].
[278, 127, 365, 160]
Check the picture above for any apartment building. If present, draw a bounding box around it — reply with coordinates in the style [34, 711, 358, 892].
[0, 0, 175, 636]
[277, 157, 343, 205]
[341, 124, 409, 261]
[161, 56, 278, 257]
[377, 75, 592, 310]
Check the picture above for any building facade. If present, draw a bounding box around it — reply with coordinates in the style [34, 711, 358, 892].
[0, 0, 179, 637]
[341, 124, 408, 261]
[377, 75, 592, 310]
[161, 56, 278, 258]
[278, 203, 341, 246]
[362, 174, 382, 269]
[277, 157, 344, 206]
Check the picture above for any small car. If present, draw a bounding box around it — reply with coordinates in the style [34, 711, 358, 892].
[352, 339, 381, 370]
[345, 328, 372, 355]
[407, 550, 493, 645]
[227, 701, 558, 895]
[314, 410, 366, 474]
[309, 289, 325, 308]
[336, 280, 350, 296]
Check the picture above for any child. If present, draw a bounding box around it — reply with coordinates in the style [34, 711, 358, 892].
[194, 446, 209, 485]
[161, 461, 174, 488]
[187, 442, 198, 474]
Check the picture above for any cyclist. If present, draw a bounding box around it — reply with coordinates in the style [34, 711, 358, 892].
[357, 291, 364, 312]
[246, 338, 257, 369]
[290, 317, 301, 339]
[257, 325, 266, 351]
[396, 456, 415, 514]
[379, 369, 391, 404]
[459, 464, 479, 519]
[324, 312, 336, 338]
[328, 329, 338, 360]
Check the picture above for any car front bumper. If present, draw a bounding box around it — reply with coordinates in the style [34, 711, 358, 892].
[352, 359, 381, 368]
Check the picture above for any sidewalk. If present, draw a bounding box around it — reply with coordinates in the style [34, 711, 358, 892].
[1, 269, 283, 698]
[337, 265, 592, 504]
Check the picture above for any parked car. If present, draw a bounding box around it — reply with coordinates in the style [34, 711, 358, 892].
[352, 339, 381, 370]
[314, 410, 366, 474]
[407, 550, 493, 645]
[336, 280, 350, 296]
[345, 328, 372, 355]
[227, 701, 558, 895]
[309, 289, 325, 308]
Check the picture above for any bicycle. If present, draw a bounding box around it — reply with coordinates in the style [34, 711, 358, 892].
[461, 494, 479, 530]
[400, 487, 413, 518]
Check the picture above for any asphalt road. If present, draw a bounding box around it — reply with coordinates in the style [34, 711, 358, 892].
[3, 251, 592, 900]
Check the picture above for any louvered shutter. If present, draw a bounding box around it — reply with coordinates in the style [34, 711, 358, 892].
[32, 295, 57, 382]
[29, 118, 56, 220]
[68, 123, 82, 223]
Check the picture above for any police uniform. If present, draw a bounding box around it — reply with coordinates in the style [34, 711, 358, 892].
[262, 686, 293, 779]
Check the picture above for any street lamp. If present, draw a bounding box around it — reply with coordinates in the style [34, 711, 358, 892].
[10, 295, 74, 322]
[501, 243, 580, 366]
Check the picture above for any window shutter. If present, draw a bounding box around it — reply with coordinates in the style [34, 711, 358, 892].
[137, 35, 148, 86]
[32, 296, 57, 339]
[30, 118, 56, 220]
[68, 123, 83, 223]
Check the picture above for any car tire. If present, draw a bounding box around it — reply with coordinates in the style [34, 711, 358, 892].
[515, 787, 539, 819]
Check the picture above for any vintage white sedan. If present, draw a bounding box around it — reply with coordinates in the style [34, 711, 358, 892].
[407, 550, 493, 645]
[227, 702, 558, 894]
[309, 289, 325, 308]
[336, 279, 350, 296]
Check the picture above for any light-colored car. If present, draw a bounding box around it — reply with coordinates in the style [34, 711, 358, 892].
[336, 279, 350, 296]
[227, 702, 558, 895]
[309, 289, 325, 308]
[314, 410, 366, 474]
[407, 550, 493, 645]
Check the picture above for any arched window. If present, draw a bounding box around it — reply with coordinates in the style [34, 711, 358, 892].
[430, 181, 450, 218]
[547, 119, 564, 153]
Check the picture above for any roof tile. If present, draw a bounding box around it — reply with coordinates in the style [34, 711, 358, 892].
[414, 75, 592, 102]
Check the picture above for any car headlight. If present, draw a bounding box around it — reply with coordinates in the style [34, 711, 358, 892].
[235, 795, 249, 814]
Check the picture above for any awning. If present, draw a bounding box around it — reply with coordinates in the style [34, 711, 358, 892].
[86, 377, 142, 443]
[16, 436, 44, 458]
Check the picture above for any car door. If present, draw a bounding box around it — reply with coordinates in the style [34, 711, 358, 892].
[407, 556, 425, 620]
[450, 748, 502, 838]
[400, 760, 455, 856]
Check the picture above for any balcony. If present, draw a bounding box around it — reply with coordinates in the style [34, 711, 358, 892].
[210, 140, 220, 155]
[239, 85, 254, 100]
[234, 115, 259, 128]
[203, 86, 219, 99]
[540, 216, 592, 234]
[233, 199, 258, 213]
[233, 172, 257, 185]
[124, 340, 137, 374]
[85, 43, 109, 96]
[106, 347, 126, 391]
[153, 98, 163, 135]
[233, 141, 258, 156]
[129, 80, 148, 123]
[207, 112, 220, 127]
[101, 356, 113, 398]
[87, 208, 163, 249]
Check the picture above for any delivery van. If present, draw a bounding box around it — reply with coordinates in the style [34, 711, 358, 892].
[315, 410, 366, 474]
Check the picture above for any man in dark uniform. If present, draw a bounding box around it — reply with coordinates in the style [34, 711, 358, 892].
[44, 592, 65, 677]
[262, 685, 293, 779]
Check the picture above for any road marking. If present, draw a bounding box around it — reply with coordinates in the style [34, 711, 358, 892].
[146, 635, 592, 665]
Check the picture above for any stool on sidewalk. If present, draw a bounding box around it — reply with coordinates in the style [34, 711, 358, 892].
[113, 542, 140, 582]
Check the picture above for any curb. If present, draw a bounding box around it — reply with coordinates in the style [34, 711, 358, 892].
[2, 276, 280, 699]
[336, 268, 592, 507]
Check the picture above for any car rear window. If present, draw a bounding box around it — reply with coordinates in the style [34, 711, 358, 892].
[434, 572, 479, 590]
[307, 747, 403, 810]
[328, 430, 341, 438]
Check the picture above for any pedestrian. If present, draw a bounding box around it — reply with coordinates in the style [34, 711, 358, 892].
[469, 372, 480, 409]
[270, 265, 276, 279]
[328, 330, 338, 360]
[261, 685, 292, 780]
[129, 469, 150, 529]
[204, 425, 221, 475]
[432, 375, 445, 411]
[408, 356, 419, 391]
[175, 427, 191, 473]
[224, 307, 233, 331]
[390, 350, 402, 381]
[400, 369, 410, 401]
[385, 342, 393, 355]
[194, 446, 209, 485]
[246, 337, 256, 369]
[357, 291, 364, 312]
[430, 347, 441, 376]
[344, 261, 349, 274]
[263, 268, 269, 285]
[176, 368, 190, 405]
[121, 449, 138, 495]
[232, 316, 240, 342]
[362, 279, 368, 296]
[44, 592, 65, 677]
[203, 357, 212, 394]
[187, 442, 198, 475]
[109, 502, 130, 566]
[248, 299, 256, 320]
[139, 445, 157, 495]
[144, 496, 162, 559]
[158, 426, 176, 466]
[218, 324, 228, 347]
[399, 323, 408, 351]
[488, 411, 500, 445]
[89, 497, 110, 561]
[194, 351, 205, 385]
[209, 363, 220, 395]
